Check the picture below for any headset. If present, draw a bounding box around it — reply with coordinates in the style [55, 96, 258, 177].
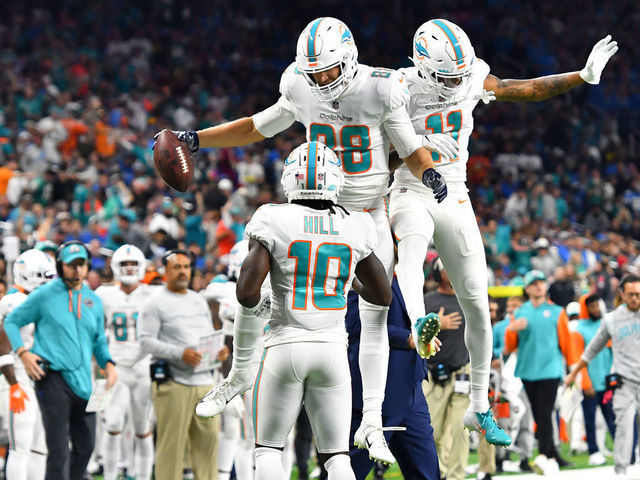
[431, 257, 444, 284]
[161, 249, 194, 267]
[55, 240, 92, 278]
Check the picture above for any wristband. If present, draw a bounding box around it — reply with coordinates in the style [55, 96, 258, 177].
[0, 354, 14, 368]
[17, 349, 27, 358]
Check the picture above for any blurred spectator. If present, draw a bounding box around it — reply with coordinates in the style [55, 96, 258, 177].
[530, 238, 561, 278]
[549, 266, 576, 307]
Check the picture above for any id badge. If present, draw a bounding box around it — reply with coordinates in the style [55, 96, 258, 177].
[454, 373, 470, 395]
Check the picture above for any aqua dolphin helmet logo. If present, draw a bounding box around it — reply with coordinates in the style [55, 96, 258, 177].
[339, 25, 353, 44]
[415, 36, 430, 59]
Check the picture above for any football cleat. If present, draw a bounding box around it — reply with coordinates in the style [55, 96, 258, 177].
[413, 313, 441, 359]
[195, 377, 252, 418]
[463, 409, 512, 447]
[353, 423, 405, 465]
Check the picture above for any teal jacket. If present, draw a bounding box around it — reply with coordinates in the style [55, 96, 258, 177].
[5, 278, 112, 400]
[576, 318, 612, 392]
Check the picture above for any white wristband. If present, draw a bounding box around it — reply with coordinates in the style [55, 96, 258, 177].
[0, 354, 14, 368]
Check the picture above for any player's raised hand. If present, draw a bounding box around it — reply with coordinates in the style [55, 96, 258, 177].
[423, 133, 459, 160]
[580, 35, 618, 85]
[475, 89, 496, 104]
[153, 130, 200, 153]
[9, 383, 29, 413]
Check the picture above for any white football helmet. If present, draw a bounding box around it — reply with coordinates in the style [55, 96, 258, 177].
[111, 244, 146, 285]
[295, 17, 359, 102]
[281, 141, 344, 203]
[228, 240, 249, 280]
[13, 249, 56, 292]
[411, 19, 476, 102]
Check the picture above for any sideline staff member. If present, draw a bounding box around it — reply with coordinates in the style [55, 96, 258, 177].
[139, 250, 219, 480]
[3, 241, 117, 480]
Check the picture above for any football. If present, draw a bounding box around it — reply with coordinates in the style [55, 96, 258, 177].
[153, 129, 194, 192]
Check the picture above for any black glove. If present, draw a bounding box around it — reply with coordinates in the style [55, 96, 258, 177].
[422, 168, 447, 203]
[152, 130, 200, 153]
[175, 130, 200, 153]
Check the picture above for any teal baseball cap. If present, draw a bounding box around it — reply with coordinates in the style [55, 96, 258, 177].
[524, 269, 546, 287]
[59, 243, 88, 264]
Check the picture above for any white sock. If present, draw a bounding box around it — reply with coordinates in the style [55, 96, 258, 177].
[358, 304, 389, 428]
[396, 235, 429, 323]
[103, 433, 120, 480]
[217, 434, 238, 480]
[6, 449, 28, 480]
[324, 454, 356, 480]
[27, 451, 47, 480]
[459, 294, 492, 412]
[234, 441, 254, 480]
[134, 435, 154, 480]
[231, 306, 264, 385]
[255, 447, 285, 480]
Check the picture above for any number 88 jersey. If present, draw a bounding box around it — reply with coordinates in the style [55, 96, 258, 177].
[392, 59, 490, 190]
[95, 283, 158, 367]
[246, 203, 377, 347]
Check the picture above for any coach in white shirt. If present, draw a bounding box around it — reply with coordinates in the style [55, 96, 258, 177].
[139, 250, 219, 480]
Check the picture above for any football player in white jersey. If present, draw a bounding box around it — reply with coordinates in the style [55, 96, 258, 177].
[95, 244, 156, 480]
[201, 141, 393, 478]
[163, 18, 457, 461]
[390, 18, 617, 445]
[203, 240, 256, 480]
[0, 249, 56, 480]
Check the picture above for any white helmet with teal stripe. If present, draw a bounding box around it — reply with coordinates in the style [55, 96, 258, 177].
[281, 141, 344, 204]
[295, 17, 358, 102]
[411, 19, 476, 102]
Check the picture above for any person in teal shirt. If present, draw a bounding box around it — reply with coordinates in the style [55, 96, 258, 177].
[575, 294, 615, 464]
[505, 270, 578, 474]
[492, 295, 524, 360]
[3, 241, 117, 480]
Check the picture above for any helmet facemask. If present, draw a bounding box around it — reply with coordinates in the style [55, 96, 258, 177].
[115, 260, 142, 285]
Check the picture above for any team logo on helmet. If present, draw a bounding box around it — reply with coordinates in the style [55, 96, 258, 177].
[339, 25, 353, 45]
[415, 36, 430, 59]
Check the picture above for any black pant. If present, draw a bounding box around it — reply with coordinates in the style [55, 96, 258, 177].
[36, 371, 96, 480]
[522, 379, 559, 459]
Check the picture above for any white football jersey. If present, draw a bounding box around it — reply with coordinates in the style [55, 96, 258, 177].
[246, 203, 377, 347]
[254, 63, 421, 209]
[203, 275, 238, 336]
[96, 284, 159, 367]
[392, 59, 491, 189]
[0, 289, 31, 380]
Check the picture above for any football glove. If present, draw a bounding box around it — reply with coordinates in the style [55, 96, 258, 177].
[9, 383, 29, 414]
[152, 130, 200, 153]
[422, 168, 448, 203]
[580, 35, 618, 85]
[475, 89, 496, 104]
[422, 133, 458, 160]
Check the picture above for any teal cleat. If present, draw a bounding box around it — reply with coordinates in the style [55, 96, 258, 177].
[413, 313, 440, 359]
[463, 409, 512, 447]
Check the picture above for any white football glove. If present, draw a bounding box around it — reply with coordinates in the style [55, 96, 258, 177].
[225, 393, 245, 418]
[580, 35, 618, 85]
[475, 89, 496, 104]
[422, 133, 459, 160]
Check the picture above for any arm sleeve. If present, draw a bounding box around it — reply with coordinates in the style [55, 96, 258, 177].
[582, 316, 611, 363]
[252, 96, 297, 138]
[558, 310, 579, 365]
[138, 300, 184, 361]
[383, 107, 422, 160]
[4, 294, 40, 351]
[91, 299, 112, 368]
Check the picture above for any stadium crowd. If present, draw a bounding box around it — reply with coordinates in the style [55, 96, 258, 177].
[0, 0, 638, 478]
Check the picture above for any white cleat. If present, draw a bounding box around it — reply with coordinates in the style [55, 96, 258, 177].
[196, 378, 251, 418]
[353, 423, 405, 466]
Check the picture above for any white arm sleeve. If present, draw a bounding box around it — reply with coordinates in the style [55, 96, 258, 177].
[251, 96, 297, 138]
[383, 107, 422, 159]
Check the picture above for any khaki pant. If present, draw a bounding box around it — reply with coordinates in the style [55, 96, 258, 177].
[423, 364, 470, 480]
[477, 436, 496, 474]
[153, 380, 220, 480]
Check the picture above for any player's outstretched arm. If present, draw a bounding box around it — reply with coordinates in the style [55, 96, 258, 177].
[354, 253, 392, 307]
[236, 239, 271, 308]
[485, 35, 618, 102]
[197, 117, 267, 149]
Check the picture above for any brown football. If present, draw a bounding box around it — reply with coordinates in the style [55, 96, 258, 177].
[153, 129, 194, 192]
